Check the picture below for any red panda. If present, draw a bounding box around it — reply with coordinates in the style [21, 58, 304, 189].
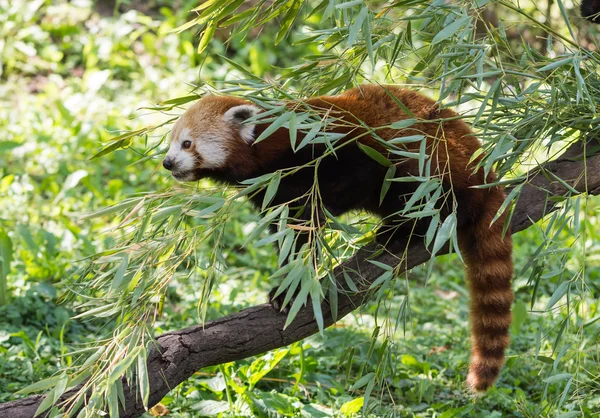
[163, 85, 514, 392]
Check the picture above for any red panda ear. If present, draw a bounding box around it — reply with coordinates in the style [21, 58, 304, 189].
[224, 104, 261, 143]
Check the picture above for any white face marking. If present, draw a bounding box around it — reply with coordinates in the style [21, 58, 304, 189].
[223, 104, 260, 143]
[165, 127, 196, 172]
[165, 127, 229, 173]
[195, 140, 228, 168]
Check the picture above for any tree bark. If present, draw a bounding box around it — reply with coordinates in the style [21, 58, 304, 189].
[2, 141, 599, 418]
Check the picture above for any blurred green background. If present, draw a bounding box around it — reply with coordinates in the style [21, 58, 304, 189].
[1, 0, 599, 417]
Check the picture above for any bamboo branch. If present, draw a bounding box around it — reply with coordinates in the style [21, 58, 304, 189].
[2, 140, 599, 418]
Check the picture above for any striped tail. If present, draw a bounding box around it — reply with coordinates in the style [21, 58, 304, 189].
[459, 189, 514, 392]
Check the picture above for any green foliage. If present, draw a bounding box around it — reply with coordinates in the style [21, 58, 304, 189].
[1, 0, 600, 417]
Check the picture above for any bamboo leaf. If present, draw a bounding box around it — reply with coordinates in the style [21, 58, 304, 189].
[348, 7, 368, 47]
[191, 0, 222, 12]
[380, 165, 396, 205]
[431, 213, 456, 256]
[402, 179, 440, 214]
[284, 281, 311, 329]
[158, 95, 199, 107]
[491, 184, 523, 226]
[537, 57, 574, 72]
[197, 21, 217, 54]
[255, 112, 292, 144]
[546, 282, 569, 310]
[389, 150, 424, 159]
[425, 214, 440, 247]
[137, 347, 149, 409]
[276, 0, 303, 45]
[262, 172, 281, 210]
[255, 229, 289, 247]
[342, 271, 358, 292]
[278, 230, 295, 266]
[369, 270, 393, 289]
[431, 16, 470, 44]
[358, 143, 392, 167]
[390, 118, 417, 129]
[108, 347, 143, 386]
[220, 6, 257, 26]
[323, 208, 362, 234]
[33, 387, 56, 417]
[389, 135, 424, 144]
[310, 281, 324, 332]
[111, 255, 129, 290]
[368, 260, 393, 271]
[350, 372, 374, 390]
[216, 0, 245, 20]
[336, 0, 363, 9]
[296, 124, 321, 150]
[16, 375, 63, 395]
[0, 228, 13, 305]
[108, 383, 119, 418]
[288, 111, 297, 150]
[404, 209, 438, 219]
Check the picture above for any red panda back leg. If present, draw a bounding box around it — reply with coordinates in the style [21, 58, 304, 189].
[457, 188, 514, 391]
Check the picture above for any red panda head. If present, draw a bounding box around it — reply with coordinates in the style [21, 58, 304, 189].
[163, 96, 261, 182]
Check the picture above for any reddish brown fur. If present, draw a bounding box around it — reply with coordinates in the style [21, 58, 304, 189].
[166, 85, 514, 392]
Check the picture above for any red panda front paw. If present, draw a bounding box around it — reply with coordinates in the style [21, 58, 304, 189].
[268, 286, 297, 314]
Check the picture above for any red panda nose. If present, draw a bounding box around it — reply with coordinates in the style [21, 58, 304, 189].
[163, 158, 174, 171]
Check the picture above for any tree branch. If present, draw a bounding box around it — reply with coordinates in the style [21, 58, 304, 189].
[2, 140, 599, 418]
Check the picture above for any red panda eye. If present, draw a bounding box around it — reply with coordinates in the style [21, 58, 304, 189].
[182, 140, 192, 149]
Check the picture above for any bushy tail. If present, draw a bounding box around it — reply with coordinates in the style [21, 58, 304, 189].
[459, 190, 514, 392]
